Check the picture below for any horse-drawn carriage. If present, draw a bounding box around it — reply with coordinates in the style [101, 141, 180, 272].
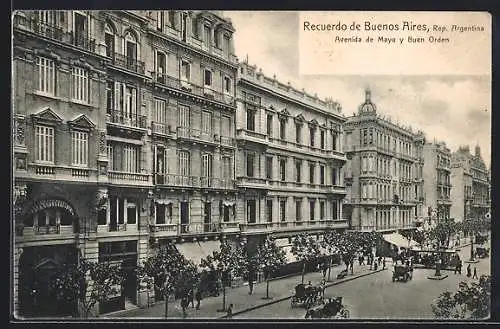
[392, 264, 413, 282]
[476, 247, 490, 258]
[291, 283, 323, 308]
[304, 296, 350, 319]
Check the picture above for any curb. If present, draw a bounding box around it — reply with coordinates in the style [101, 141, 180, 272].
[218, 268, 386, 319]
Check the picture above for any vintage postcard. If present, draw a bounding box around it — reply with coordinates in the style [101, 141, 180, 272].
[11, 10, 491, 321]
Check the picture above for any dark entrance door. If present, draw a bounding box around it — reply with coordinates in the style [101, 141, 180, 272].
[122, 256, 138, 305]
[204, 202, 211, 232]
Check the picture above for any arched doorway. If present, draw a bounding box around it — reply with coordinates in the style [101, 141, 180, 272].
[18, 245, 78, 318]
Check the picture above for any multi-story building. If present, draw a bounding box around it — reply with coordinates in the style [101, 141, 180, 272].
[343, 89, 426, 236]
[236, 61, 348, 258]
[422, 141, 452, 222]
[450, 145, 490, 224]
[13, 9, 239, 317]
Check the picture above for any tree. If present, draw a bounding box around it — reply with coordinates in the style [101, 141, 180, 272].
[427, 219, 457, 249]
[432, 275, 490, 319]
[50, 259, 124, 318]
[137, 242, 195, 318]
[200, 240, 247, 312]
[291, 233, 320, 284]
[254, 238, 286, 299]
[457, 218, 490, 261]
[322, 231, 342, 281]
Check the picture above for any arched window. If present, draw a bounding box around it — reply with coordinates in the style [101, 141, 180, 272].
[124, 31, 138, 66]
[104, 23, 115, 57]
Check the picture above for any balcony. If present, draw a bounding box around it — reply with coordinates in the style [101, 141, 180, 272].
[18, 163, 98, 183]
[154, 174, 236, 190]
[107, 111, 147, 130]
[236, 129, 268, 144]
[151, 122, 174, 137]
[180, 223, 220, 235]
[18, 224, 76, 242]
[13, 15, 97, 53]
[236, 176, 268, 188]
[177, 127, 217, 145]
[149, 223, 178, 238]
[328, 185, 347, 194]
[240, 219, 349, 234]
[200, 177, 237, 190]
[110, 52, 145, 75]
[108, 171, 151, 187]
[152, 73, 235, 107]
[219, 221, 240, 233]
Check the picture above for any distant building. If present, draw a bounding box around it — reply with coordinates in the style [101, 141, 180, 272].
[422, 141, 452, 223]
[450, 145, 490, 224]
[343, 89, 426, 234]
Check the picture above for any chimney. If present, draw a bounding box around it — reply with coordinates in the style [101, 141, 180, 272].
[475, 144, 481, 157]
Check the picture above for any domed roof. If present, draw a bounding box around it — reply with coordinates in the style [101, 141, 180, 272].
[358, 88, 377, 114]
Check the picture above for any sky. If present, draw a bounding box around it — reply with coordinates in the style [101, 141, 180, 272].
[223, 11, 492, 168]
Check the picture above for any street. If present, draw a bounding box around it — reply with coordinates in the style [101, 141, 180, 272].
[234, 241, 490, 319]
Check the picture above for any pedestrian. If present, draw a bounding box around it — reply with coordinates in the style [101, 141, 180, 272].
[378, 256, 382, 266]
[195, 288, 202, 310]
[454, 264, 458, 274]
[180, 296, 189, 318]
[349, 260, 354, 273]
[322, 262, 328, 278]
[248, 269, 254, 295]
[466, 264, 471, 277]
[382, 258, 386, 270]
[373, 261, 378, 270]
[459, 261, 463, 275]
[473, 267, 478, 279]
[189, 288, 195, 308]
[320, 278, 326, 298]
[226, 303, 233, 319]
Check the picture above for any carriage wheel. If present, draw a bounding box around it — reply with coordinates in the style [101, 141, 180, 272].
[342, 309, 350, 318]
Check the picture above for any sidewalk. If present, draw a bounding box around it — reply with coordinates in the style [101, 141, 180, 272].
[106, 262, 384, 319]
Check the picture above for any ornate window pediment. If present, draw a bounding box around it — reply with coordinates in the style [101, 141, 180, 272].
[31, 108, 63, 126]
[68, 114, 96, 131]
[309, 118, 319, 128]
[278, 108, 290, 120]
[294, 113, 306, 124]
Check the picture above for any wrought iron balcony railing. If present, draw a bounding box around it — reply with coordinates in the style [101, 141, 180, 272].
[107, 110, 147, 129]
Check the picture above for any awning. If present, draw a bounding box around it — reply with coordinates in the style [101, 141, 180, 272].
[274, 238, 291, 247]
[175, 241, 221, 266]
[156, 199, 174, 205]
[223, 201, 236, 206]
[383, 233, 418, 248]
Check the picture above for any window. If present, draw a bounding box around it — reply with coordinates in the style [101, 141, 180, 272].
[155, 51, 167, 83]
[107, 144, 114, 170]
[320, 201, 325, 220]
[124, 85, 137, 118]
[72, 67, 89, 103]
[320, 130, 325, 149]
[179, 150, 190, 176]
[266, 200, 273, 223]
[222, 156, 232, 179]
[73, 12, 87, 47]
[37, 57, 55, 95]
[310, 128, 315, 147]
[246, 153, 254, 177]
[127, 202, 137, 224]
[267, 114, 273, 136]
[179, 105, 190, 127]
[123, 145, 139, 173]
[168, 11, 175, 27]
[280, 158, 286, 181]
[181, 12, 187, 41]
[280, 119, 286, 139]
[214, 30, 221, 48]
[204, 69, 212, 87]
[38, 10, 57, 26]
[224, 76, 231, 94]
[309, 163, 315, 184]
[156, 203, 166, 224]
[331, 167, 337, 185]
[332, 201, 338, 219]
[296, 200, 302, 221]
[154, 145, 167, 175]
[202, 153, 212, 178]
[106, 81, 114, 113]
[310, 200, 315, 221]
[202, 111, 212, 134]
[71, 131, 88, 167]
[369, 128, 374, 144]
[124, 32, 137, 66]
[280, 200, 286, 222]
[332, 133, 337, 151]
[295, 124, 302, 144]
[156, 11, 164, 31]
[266, 156, 273, 179]
[203, 25, 211, 46]
[295, 160, 302, 183]
[35, 125, 54, 163]
[222, 34, 230, 57]
[181, 60, 191, 81]
[246, 107, 256, 131]
[320, 165, 325, 185]
[154, 98, 167, 123]
[247, 200, 256, 223]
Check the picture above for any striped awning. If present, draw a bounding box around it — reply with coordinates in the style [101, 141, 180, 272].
[175, 241, 221, 266]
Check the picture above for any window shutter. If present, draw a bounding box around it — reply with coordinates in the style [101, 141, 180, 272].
[153, 145, 157, 173]
[154, 50, 157, 75]
[114, 81, 120, 113]
[131, 87, 137, 116]
[121, 82, 126, 114]
[140, 145, 146, 172]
